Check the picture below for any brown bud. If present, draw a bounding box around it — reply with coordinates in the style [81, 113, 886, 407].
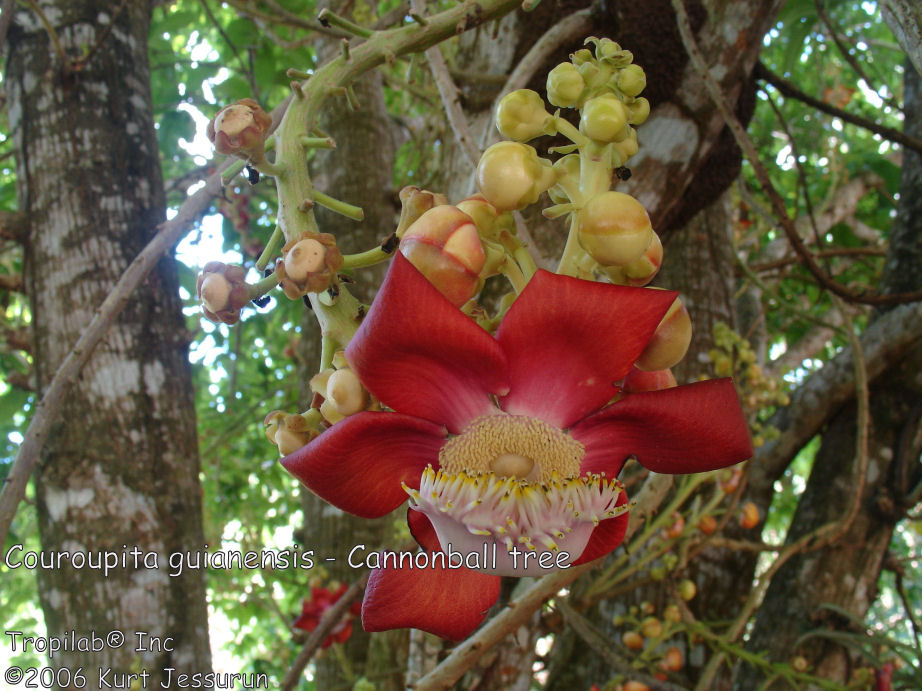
[196, 262, 250, 324]
[276, 232, 343, 299]
[264, 411, 318, 456]
[207, 99, 272, 160]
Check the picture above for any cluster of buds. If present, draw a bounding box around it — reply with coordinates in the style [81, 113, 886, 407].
[276, 232, 343, 299]
[310, 351, 375, 425]
[207, 98, 272, 163]
[196, 262, 250, 325]
[615, 596, 692, 687]
[709, 322, 789, 447]
[264, 411, 318, 456]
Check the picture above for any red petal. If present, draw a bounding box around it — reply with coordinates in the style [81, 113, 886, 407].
[281, 411, 445, 518]
[346, 254, 509, 433]
[362, 559, 501, 640]
[571, 492, 630, 566]
[407, 507, 442, 552]
[496, 271, 677, 428]
[571, 379, 753, 475]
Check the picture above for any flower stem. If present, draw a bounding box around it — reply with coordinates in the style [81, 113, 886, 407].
[299, 136, 336, 149]
[501, 257, 529, 294]
[256, 226, 284, 273]
[312, 189, 365, 221]
[556, 213, 583, 276]
[247, 270, 280, 300]
[341, 245, 393, 270]
[317, 8, 374, 38]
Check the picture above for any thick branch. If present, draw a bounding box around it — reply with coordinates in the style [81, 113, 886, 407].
[749, 300, 922, 491]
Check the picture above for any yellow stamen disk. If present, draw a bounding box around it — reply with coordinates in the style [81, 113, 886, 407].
[438, 414, 584, 483]
[405, 467, 627, 555]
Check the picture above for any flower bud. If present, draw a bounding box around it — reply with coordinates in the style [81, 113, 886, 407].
[604, 231, 662, 286]
[640, 617, 662, 638]
[455, 194, 513, 242]
[276, 232, 343, 299]
[571, 48, 593, 65]
[698, 515, 717, 535]
[617, 64, 647, 98]
[663, 604, 681, 623]
[265, 411, 318, 456]
[395, 187, 449, 238]
[627, 97, 650, 125]
[622, 367, 677, 393]
[580, 94, 629, 143]
[476, 141, 556, 212]
[400, 205, 485, 307]
[494, 89, 552, 142]
[740, 501, 761, 529]
[664, 646, 684, 672]
[678, 579, 697, 601]
[547, 62, 586, 108]
[325, 368, 368, 417]
[613, 127, 640, 163]
[635, 296, 692, 372]
[196, 262, 250, 324]
[578, 191, 654, 267]
[622, 682, 651, 691]
[622, 631, 644, 650]
[207, 99, 272, 160]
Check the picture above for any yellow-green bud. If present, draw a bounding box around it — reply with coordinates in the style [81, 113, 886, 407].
[571, 48, 593, 65]
[548, 154, 580, 205]
[578, 191, 654, 266]
[546, 63, 585, 108]
[264, 411, 317, 456]
[494, 89, 552, 142]
[580, 94, 629, 143]
[636, 296, 692, 372]
[617, 64, 647, 98]
[476, 141, 556, 212]
[628, 97, 651, 125]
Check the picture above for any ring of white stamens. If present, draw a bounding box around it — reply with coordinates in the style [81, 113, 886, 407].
[439, 414, 584, 483]
[405, 467, 626, 561]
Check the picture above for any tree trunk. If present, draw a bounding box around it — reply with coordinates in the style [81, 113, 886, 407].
[735, 58, 922, 690]
[6, 1, 211, 686]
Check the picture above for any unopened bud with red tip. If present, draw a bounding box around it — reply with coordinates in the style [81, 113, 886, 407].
[276, 232, 343, 298]
[636, 295, 692, 372]
[605, 231, 663, 287]
[265, 411, 318, 456]
[400, 206, 485, 307]
[578, 191, 655, 267]
[740, 501, 761, 529]
[196, 262, 250, 324]
[207, 98, 272, 160]
[476, 141, 557, 212]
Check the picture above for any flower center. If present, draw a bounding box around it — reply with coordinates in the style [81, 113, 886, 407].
[438, 414, 584, 484]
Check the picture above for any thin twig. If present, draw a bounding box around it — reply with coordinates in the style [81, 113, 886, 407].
[409, 0, 480, 168]
[755, 61, 922, 155]
[672, 0, 922, 305]
[278, 573, 368, 691]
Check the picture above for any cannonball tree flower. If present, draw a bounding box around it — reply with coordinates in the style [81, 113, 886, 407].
[281, 254, 752, 640]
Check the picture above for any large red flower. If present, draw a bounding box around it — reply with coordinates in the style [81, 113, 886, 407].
[282, 253, 752, 640]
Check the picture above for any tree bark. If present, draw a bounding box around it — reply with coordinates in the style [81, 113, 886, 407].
[735, 57, 922, 690]
[6, 0, 211, 686]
